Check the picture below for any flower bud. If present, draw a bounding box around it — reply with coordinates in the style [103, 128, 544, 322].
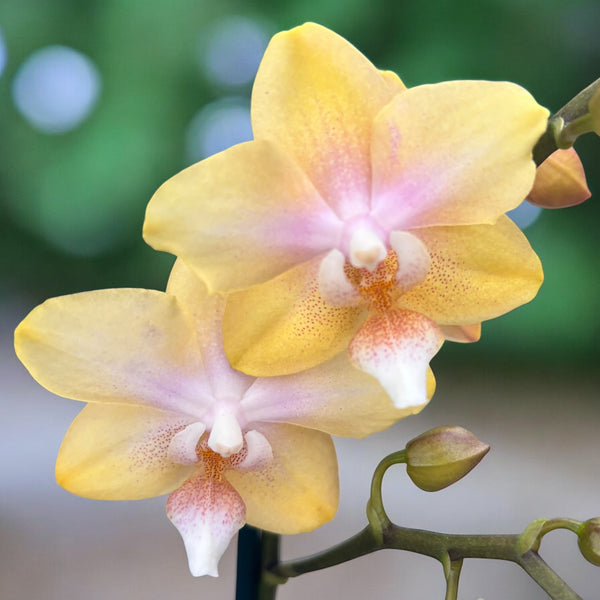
[405, 426, 490, 492]
[527, 147, 590, 209]
[578, 518, 600, 566]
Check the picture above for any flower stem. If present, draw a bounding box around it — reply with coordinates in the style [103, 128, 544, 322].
[366, 450, 406, 540]
[444, 559, 463, 600]
[539, 518, 582, 537]
[533, 77, 600, 165]
[267, 524, 583, 599]
[272, 527, 381, 579]
[519, 550, 583, 600]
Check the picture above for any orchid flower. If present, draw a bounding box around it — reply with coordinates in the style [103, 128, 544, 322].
[14, 260, 422, 577]
[143, 23, 548, 410]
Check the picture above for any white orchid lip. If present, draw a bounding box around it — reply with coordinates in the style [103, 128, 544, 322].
[167, 475, 246, 578]
[348, 308, 444, 410]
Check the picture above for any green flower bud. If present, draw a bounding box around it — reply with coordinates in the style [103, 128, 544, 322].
[405, 425, 490, 492]
[578, 518, 600, 566]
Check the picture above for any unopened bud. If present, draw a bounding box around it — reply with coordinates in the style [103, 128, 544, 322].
[527, 147, 590, 209]
[578, 518, 600, 566]
[405, 425, 490, 492]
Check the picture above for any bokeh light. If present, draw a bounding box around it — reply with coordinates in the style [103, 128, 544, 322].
[0, 26, 6, 78]
[507, 201, 542, 230]
[12, 45, 101, 134]
[200, 16, 269, 88]
[185, 96, 253, 163]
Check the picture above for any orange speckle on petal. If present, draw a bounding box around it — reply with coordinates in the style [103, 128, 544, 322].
[197, 439, 227, 481]
[344, 250, 400, 313]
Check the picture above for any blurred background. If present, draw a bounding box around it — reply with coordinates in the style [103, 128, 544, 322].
[1, 1, 599, 599]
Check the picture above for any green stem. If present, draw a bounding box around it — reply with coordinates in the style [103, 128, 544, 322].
[533, 76, 600, 165]
[273, 526, 381, 578]
[366, 450, 406, 540]
[387, 528, 519, 563]
[539, 518, 582, 537]
[519, 550, 582, 600]
[444, 559, 463, 600]
[268, 525, 582, 599]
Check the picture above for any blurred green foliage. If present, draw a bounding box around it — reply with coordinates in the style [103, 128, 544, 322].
[1, 0, 598, 364]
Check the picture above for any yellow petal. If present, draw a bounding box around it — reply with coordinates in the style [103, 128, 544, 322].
[252, 22, 403, 219]
[14, 289, 210, 415]
[226, 423, 338, 533]
[242, 352, 432, 438]
[223, 256, 365, 376]
[166, 259, 255, 401]
[439, 323, 482, 343]
[370, 81, 549, 228]
[527, 147, 591, 208]
[56, 403, 196, 500]
[145, 141, 342, 292]
[379, 69, 407, 94]
[399, 216, 543, 323]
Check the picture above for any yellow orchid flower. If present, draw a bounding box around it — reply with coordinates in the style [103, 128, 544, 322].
[15, 260, 423, 577]
[144, 23, 548, 410]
